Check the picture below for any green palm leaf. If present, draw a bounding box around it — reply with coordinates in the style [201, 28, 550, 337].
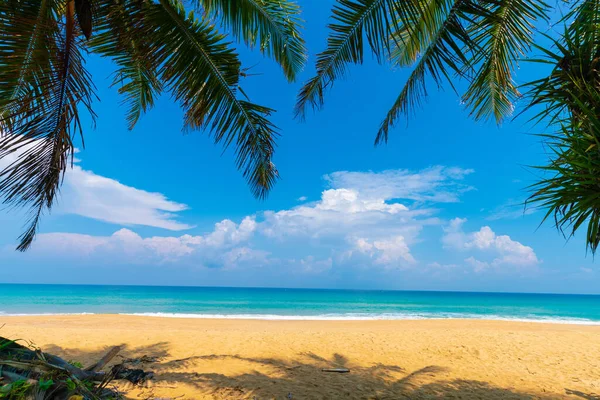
[0, 0, 56, 125]
[0, 0, 306, 250]
[88, 0, 162, 130]
[461, 0, 549, 123]
[377, 0, 481, 144]
[525, 15, 600, 254]
[201, 0, 307, 82]
[145, 0, 279, 198]
[295, 0, 423, 119]
[0, 0, 96, 251]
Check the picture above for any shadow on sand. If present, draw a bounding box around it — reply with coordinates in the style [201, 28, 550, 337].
[43, 342, 597, 399]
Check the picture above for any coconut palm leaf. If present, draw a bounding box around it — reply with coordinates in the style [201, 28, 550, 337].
[201, 0, 307, 82]
[144, 0, 279, 198]
[0, 0, 96, 251]
[295, 0, 426, 119]
[0, 0, 57, 125]
[527, 110, 600, 254]
[377, 0, 483, 144]
[461, 0, 549, 123]
[88, 0, 162, 130]
[1, 0, 305, 250]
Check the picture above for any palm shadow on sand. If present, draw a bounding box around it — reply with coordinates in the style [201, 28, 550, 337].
[45, 342, 595, 399]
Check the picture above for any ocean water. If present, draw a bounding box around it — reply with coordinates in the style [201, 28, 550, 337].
[0, 284, 599, 324]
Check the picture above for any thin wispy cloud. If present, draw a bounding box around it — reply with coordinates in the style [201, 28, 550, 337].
[0, 140, 192, 231]
[61, 165, 192, 230]
[487, 198, 537, 221]
[325, 166, 474, 203]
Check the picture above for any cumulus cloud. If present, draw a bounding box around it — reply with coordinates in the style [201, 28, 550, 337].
[13, 166, 476, 271]
[256, 167, 472, 268]
[0, 140, 191, 231]
[354, 236, 415, 266]
[443, 218, 539, 269]
[32, 216, 258, 263]
[464, 256, 490, 273]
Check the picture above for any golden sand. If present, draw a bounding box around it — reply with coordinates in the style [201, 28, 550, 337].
[1, 315, 599, 399]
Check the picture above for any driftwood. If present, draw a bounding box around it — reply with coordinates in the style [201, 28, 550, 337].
[321, 368, 350, 373]
[85, 346, 121, 372]
[0, 336, 154, 399]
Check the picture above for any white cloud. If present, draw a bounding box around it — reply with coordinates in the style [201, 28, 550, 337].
[32, 217, 257, 263]
[443, 218, 539, 268]
[487, 199, 536, 221]
[354, 236, 415, 267]
[221, 247, 270, 270]
[257, 168, 472, 267]
[428, 261, 458, 270]
[297, 196, 307, 202]
[0, 140, 191, 231]
[464, 256, 490, 273]
[61, 165, 192, 230]
[259, 167, 474, 244]
[298, 256, 333, 274]
[14, 166, 476, 272]
[325, 166, 474, 203]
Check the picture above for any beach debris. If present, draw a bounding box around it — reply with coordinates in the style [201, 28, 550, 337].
[321, 368, 350, 373]
[120, 355, 160, 365]
[0, 336, 154, 399]
[85, 346, 121, 372]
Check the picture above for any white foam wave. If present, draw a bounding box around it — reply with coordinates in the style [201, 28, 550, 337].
[2, 311, 599, 325]
[0, 312, 95, 317]
[116, 312, 600, 325]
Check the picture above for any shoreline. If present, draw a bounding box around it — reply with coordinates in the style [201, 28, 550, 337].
[2, 312, 600, 325]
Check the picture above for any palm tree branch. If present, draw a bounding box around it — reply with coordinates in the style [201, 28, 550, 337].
[461, 0, 549, 123]
[200, 0, 307, 82]
[88, 0, 162, 129]
[295, 0, 414, 119]
[0, 0, 96, 251]
[145, 0, 279, 197]
[377, 0, 474, 144]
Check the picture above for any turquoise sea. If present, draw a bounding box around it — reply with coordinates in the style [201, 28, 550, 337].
[1, 284, 599, 324]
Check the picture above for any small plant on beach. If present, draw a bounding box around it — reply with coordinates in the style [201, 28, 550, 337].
[0, 0, 306, 250]
[0, 379, 32, 400]
[297, 0, 600, 254]
[68, 361, 84, 369]
[0, 336, 152, 399]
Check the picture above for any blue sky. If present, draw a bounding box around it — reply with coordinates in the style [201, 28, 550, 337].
[1, 1, 597, 293]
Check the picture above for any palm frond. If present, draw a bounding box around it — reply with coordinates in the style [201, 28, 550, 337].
[525, 21, 600, 254]
[390, 0, 465, 66]
[565, 0, 600, 42]
[0, 0, 56, 124]
[461, 0, 549, 123]
[0, 0, 96, 251]
[144, 0, 279, 198]
[74, 0, 93, 39]
[88, 0, 162, 130]
[295, 0, 422, 119]
[201, 0, 306, 82]
[527, 111, 600, 254]
[377, 0, 480, 144]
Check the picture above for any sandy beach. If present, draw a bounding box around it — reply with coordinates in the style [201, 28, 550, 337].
[1, 315, 599, 399]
